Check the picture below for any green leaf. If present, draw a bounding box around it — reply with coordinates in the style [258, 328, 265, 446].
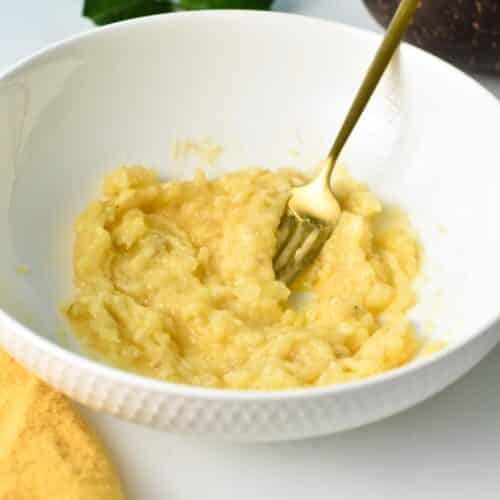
[175, 0, 273, 8]
[83, 0, 274, 25]
[83, 0, 173, 25]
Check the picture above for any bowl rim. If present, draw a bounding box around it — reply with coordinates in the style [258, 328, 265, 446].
[1, 9, 500, 401]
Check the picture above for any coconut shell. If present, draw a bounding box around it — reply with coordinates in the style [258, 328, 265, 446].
[364, 0, 500, 72]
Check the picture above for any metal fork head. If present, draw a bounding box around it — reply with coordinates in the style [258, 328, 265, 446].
[272, 161, 340, 285]
[273, 212, 334, 285]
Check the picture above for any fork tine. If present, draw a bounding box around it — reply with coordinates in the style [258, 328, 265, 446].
[275, 213, 297, 255]
[273, 216, 310, 272]
[274, 216, 333, 284]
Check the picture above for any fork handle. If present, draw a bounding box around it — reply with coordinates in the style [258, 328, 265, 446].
[323, 0, 419, 183]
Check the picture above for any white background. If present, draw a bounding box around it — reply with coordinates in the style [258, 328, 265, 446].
[2, 2, 500, 499]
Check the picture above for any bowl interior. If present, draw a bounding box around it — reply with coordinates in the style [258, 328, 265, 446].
[1, 11, 500, 367]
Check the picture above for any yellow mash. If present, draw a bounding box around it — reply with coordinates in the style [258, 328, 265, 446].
[64, 165, 420, 389]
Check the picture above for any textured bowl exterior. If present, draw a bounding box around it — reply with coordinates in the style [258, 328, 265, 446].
[1, 314, 499, 442]
[1, 11, 500, 442]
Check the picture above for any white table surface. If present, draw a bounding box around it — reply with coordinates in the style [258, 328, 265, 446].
[3, 2, 500, 499]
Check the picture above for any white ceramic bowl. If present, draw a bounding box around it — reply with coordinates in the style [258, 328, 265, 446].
[1, 11, 500, 442]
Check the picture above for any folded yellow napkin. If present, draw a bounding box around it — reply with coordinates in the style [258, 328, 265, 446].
[0, 349, 124, 500]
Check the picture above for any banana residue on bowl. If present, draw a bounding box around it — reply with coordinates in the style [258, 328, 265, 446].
[63, 165, 421, 389]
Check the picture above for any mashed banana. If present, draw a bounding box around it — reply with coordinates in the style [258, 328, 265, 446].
[64, 165, 420, 389]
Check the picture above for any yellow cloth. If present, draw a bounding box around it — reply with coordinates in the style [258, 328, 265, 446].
[0, 349, 124, 500]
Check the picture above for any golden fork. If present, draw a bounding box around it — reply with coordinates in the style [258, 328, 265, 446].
[273, 0, 419, 284]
